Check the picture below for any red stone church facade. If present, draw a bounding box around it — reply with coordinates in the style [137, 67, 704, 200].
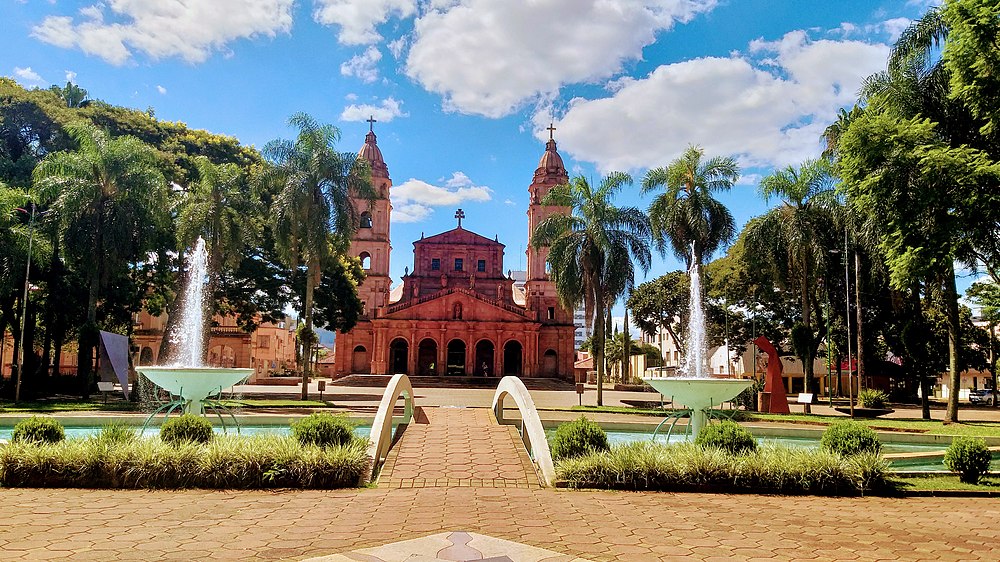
[333, 126, 576, 380]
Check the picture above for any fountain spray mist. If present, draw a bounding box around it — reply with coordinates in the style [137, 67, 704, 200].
[682, 244, 708, 378]
[170, 237, 208, 367]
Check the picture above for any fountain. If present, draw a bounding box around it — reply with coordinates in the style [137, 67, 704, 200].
[643, 246, 752, 438]
[136, 238, 252, 421]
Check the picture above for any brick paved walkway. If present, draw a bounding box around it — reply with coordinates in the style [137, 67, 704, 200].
[1, 487, 998, 561]
[379, 406, 540, 489]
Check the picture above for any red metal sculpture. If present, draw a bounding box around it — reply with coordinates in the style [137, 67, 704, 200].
[753, 335, 790, 414]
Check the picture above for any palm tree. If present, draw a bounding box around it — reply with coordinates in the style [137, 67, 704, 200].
[262, 113, 374, 399]
[33, 122, 168, 396]
[743, 159, 837, 394]
[641, 145, 739, 269]
[49, 82, 91, 108]
[531, 173, 651, 405]
[172, 156, 259, 359]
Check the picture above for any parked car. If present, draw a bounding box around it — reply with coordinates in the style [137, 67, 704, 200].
[969, 389, 995, 406]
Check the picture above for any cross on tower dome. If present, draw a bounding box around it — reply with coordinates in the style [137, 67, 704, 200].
[366, 115, 377, 132]
[455, 208, 465, 228]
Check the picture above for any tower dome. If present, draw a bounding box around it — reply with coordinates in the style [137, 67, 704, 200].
[533, 125, 568, 185]
[358, 125, 389, 179]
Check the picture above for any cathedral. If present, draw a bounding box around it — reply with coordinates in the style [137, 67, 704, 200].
[332, 123, 576, 380]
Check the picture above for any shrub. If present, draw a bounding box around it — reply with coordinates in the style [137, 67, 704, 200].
[0, 435, 371, 489]
[858, 388, 889, 409]
[554, 442, 895, 495]
[943, 437, 992, 484]
[734, 377, 765, 412]
[549, 416, 610, 460]
[290, 413, 355, 448]
[820, 421, 881, 457]
[92, 422, 138, 446]
[695, 420, 758, 455]
[12, 417, 65, 444]
[159, 414, 214, 445]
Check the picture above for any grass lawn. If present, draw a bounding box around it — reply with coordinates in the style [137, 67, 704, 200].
[898, 475, 1000, 492]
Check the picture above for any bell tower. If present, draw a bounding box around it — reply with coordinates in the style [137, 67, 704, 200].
[350, 116, 392, 317]
[525, 124, 571, 323]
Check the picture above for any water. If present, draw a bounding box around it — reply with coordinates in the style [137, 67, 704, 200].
[168, 236, 209, 367]
[682, 244, 708, 378]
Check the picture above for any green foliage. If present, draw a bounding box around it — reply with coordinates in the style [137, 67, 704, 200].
[0, 434, 370, 489]
[734, 377, 766, 412]
[11, 416, 65, 444]
[290, 413, 356, 448]
[549, 416, 610, 460]
[943, 436, 993, 484]
[820, 421, 882, 457]
[555, 442, 895, 495]
[159, 414, 214, 445]
[858, 388, 889, 409]
[694, 420, 758, 455]
[943, 0, 1000, 136]
[92, 422, 138, 446]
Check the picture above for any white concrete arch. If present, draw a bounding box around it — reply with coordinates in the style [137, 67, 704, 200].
[367, 373, 414, 481]
[491, 376, 555, 487]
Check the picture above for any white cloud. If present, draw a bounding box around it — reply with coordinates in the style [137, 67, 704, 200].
[879, 17, 912, 42]
[313, 0, 417, 45]
[391, 171, 492, 223]
[504, 199, 516, 206]
[340, 46, 382, 83]
[156, 84, 167, 94]
[13, 66, 42, 83]
[32, 0, 294, 65]
[345, 92, 358, 101]
[545, 31, 889, 172]
[341, 97, 408, 122]
[387, 36, 407, 59]
[64, 70, 77, 83]
[405, 0, 719, 117]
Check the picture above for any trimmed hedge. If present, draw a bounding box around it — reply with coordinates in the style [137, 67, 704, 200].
[0, 435, 371, 489]
[550, 416, 610, 460]
[820, 421, 881, 457]
[695, 421, 758, 455]
[160, 414, 214, 445]
[12, 416, 65, 444]
[556, 442, 895, 496]
[290, 413, 356, 448]
[944, 437, 992, 484]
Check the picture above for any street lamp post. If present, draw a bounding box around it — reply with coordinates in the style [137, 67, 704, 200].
[843, 227, 854, 417]
[14, 203, 37, 404]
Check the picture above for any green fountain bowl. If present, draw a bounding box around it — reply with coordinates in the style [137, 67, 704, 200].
[136, 366, 252, 404]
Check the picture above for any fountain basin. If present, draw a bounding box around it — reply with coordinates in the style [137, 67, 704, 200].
[137, 367, 252, 415]
[642, 377, 754, 437]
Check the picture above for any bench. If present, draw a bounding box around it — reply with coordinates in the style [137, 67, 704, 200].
[796, 393, 814, 413]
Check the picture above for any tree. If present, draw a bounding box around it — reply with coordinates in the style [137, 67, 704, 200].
[169, 157, 260, 359]
[262, 113, 374, 399]
[531, 173, 651, 406]
[742, 159, 837, 394]
[943, 0, 1000, 136]
[49, 82, 91, 109]
[641, 145, 739, 269]
[33, 122, 168, 397]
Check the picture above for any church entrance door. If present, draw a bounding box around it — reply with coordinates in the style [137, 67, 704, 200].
[418, 339, 437, 375]
[447, 339, 466, 376]
[475, 340, 494, 377]
[503, 341, 522, 376]
[389, 338, 409, 375]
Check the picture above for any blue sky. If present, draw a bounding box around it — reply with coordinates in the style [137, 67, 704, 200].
[4, 0, 948, 307]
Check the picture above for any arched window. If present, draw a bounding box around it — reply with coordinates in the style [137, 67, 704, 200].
[360, 211, 373, 228]
[360, 252, 371, 270]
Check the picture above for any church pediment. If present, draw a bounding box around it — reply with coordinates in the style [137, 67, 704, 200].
[417, 227, 503, 248]
[382, 288, 529, 322]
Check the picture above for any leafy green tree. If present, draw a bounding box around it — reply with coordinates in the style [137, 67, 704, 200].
[262, 113, 374, 399]
[532, 173, 651, 405]
[943, 0, 1000, 136]
[33, 122, 168, 396]
[49, 82, 91, 109]
[742, 159, 838, 393]
[641, 145, 739, 269]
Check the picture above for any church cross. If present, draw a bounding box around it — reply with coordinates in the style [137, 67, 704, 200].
[546, 122, 556, 140]
[455, 208, 465, 228]
[366, 115, 377, 132]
